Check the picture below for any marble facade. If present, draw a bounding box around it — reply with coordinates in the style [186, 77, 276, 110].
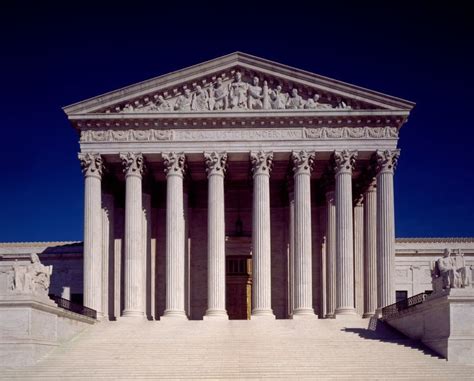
[62, 52, 418, 320]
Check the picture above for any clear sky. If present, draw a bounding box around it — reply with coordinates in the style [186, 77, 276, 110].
[1, 1, 472, 242]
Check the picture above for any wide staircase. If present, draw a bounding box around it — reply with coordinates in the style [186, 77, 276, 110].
[1, 317, 473, 380]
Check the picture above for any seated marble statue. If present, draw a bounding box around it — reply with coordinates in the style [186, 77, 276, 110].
[8, 254, 53, 296]
[433, 249, 472, 291]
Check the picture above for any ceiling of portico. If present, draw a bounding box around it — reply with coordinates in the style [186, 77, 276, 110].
[63, 52, 415, 122]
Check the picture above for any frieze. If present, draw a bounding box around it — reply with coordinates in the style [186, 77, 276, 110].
[80, 126, 398, 143]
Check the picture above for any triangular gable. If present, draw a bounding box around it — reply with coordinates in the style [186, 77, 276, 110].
[63, 52, 414, 116]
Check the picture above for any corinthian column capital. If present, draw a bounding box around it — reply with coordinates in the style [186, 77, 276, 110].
[291, 150, 315, 176]
[250, 150, 273, 176]
[375, 149, 400, 174]
[78, 152, 104, 178]
[204, 151, 228, 177]
[333, 150, 357, 175]
[120, 152, 145, 178]
[162, 152, 186, 177]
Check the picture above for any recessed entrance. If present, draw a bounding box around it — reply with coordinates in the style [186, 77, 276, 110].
[225, 237, 252, 319]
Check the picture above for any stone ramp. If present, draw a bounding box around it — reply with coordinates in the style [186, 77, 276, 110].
[1, 318, 473, 380]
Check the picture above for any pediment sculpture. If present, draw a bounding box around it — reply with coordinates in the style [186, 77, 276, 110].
[431, 249, 472, 292]
[110, 71, 352, 114]
[0, 253, 53, 297]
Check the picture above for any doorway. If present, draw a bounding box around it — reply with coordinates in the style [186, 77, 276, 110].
[225, 236, 252, 319]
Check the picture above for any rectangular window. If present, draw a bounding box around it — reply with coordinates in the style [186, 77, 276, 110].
[396, 290, 408, 303]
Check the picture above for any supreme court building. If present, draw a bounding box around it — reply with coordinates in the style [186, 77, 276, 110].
[63, 52, 415, 321]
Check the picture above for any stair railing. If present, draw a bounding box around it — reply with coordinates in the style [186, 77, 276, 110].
[381, 291, 432, 319]
[51, 295, 97, 319]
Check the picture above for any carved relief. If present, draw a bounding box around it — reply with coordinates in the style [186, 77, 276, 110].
[292, 150, 315, 176]
[0, 254, 53, 296]
[162, 152, 186, 176]
[333, 150, 357, 174]
[120, 152, 145, 177]
[78, 152, 104, 177]
[250, 151, 273, 176]
[107, 69, 355, 114]
[204, 151, 228, 177]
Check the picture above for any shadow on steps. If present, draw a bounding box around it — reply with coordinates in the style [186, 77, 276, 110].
[341, 317, 443, 359]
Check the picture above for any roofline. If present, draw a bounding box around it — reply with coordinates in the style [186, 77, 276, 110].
[63, 52, 415, 115]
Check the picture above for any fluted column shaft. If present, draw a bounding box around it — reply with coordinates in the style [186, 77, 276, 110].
[250, 151, 274, 318]
[376, 150, 399, 311]
[292, 150, 316, 317]
[354, 197, 364, 315]
[79, 153, 103, 316]
[288, 186, 295, 317]
[334, 150, 357, 316]
[363, 182, 377, 317]
[163, 152, 187, 318]
[325, 191, 336, 317]
[101, 193, 114, 319]
[205, 152, 228, 319]
[121, 152, 145, 318]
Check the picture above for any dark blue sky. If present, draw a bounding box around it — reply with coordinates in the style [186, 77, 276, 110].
[1, 1, 472, 241]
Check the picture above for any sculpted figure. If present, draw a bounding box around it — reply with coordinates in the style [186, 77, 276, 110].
[174, 88, 193, 111]
[437, 249, 459, 289]
[270, 85, 287, 109]
[141, 97, 155, 111]
[209, 77, 228, 110]
[154, 95, 172, 111]
[262, 80, 271, 109]
[228, 71, 248, 109]
[247, 76, 264, 110]
[120, 103, 134, 113]
[286, 88, 305, 109]
[304, 94, 333, 110]
[191, 85, 209, 111]
[336, 97, 352, 109]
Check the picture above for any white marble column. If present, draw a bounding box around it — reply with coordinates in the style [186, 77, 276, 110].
[288, 182, 295, 317]
[142, 193, 151, 319]
[325, 189, 336, 318]
[353, 195, 364, 316]
[363, 179, 377, 317]
[204, 152, 228, 319]
[120, 152, 145, 318]
[79, 153, 104, 316]
[162, 152, 187, 318]
[376, 149, 400, 312]
[334, 150, 358, 316]
[250, 151, 274, 318]
[101, 192, 114, 319]
[292, 150, 316, 317]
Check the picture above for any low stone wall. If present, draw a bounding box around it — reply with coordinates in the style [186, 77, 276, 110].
[0, 295, 96, 366]
[384, 288, 474, 364]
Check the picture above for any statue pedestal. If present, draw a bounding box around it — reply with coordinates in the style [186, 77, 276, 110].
[0, 294, 96, 367]
[385, 288, 474, 364]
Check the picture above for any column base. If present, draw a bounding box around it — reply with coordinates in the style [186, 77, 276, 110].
[251, 309, 275, 319]
[292, 308, 316, 319]
[121, 310, 146, 318]
[161, 310, 188, 320]
[204, 309, 228, 320]
[335, 307, 358, 320]
[362, 312, 375, 318]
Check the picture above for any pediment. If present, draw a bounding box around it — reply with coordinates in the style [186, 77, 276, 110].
[63, 52, 414, 118]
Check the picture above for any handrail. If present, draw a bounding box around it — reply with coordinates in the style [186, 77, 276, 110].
[51, 295, 97, 319]
[382, 291, 432, 319]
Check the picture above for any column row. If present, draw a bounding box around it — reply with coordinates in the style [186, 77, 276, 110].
[324, 149, 399, 318]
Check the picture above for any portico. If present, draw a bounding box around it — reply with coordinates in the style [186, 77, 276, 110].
[65, 52, 414, 320]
